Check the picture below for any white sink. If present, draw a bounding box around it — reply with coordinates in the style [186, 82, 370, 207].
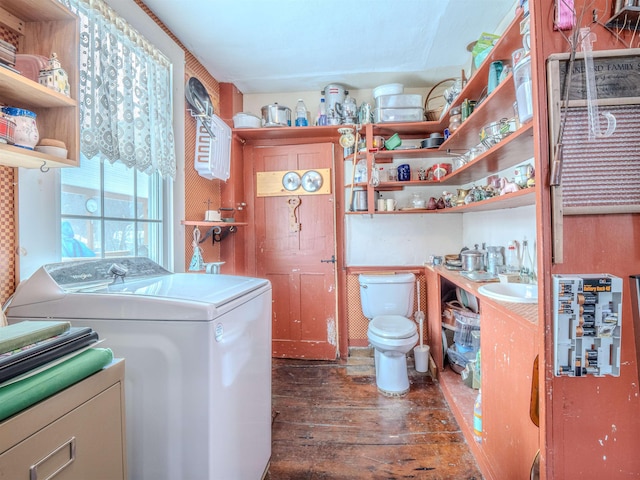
[477, 283, 538, 303]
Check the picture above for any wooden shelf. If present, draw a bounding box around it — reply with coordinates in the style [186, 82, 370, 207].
[439, 124, 534, 185]
[233, 124, 344, 142]
[181, 220, 248, 227]
[346, 188, 535, 215]
[0, 0, 79, 168]
[0, 143, 75, 168]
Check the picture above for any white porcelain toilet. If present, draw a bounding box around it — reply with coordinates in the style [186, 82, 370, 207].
[359, 273, 419, 395]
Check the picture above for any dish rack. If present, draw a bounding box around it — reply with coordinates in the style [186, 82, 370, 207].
[194, 114, 231, 181]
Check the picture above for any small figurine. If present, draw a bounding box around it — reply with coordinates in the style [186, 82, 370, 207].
[38, 53, 70, 97]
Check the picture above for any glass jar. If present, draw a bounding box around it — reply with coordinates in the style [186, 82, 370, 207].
[1, 107, 39, 150]
[449, 106, 462, 131]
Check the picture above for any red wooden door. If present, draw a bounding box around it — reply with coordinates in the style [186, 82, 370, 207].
[253, 143, 337, 360]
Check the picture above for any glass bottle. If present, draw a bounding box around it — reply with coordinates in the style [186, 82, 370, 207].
[520, 238, 536, 283]
[505, 241, 519, 273]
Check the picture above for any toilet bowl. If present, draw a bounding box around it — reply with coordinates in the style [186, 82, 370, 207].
[368, 315, 419, 395]
[359, 273, 418, 395]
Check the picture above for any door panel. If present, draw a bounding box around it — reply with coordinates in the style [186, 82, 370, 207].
[253, 143, 337, 360]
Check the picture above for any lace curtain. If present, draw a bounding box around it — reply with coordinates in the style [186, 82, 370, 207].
[59, 0, 176, 178]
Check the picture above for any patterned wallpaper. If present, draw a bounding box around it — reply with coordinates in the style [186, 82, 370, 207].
[134, 1, 224, 271]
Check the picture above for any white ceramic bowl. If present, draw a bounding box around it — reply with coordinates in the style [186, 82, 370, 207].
[35, 145, 68, 158]
[373, 83, 404, 99]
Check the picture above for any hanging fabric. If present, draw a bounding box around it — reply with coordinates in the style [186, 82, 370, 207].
[58, 0, 177, 178]
[188, 227, 205, 271]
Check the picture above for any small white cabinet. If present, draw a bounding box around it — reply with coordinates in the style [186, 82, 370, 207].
[0, 360, 127, 480]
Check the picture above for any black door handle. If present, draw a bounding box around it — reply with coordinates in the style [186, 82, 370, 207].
[320, 255, 336, 264]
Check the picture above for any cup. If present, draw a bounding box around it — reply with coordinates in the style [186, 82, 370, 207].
[386, 198, 396, 211]
[372, 135, 385, 150]
[487, 61, 503, 94]
[397, 164, 411, 181]
[205, 210, 221, 222]
[377, 198, 386, 211]
[388, 167, 398, 181]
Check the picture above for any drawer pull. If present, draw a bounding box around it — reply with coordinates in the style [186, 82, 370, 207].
[29, 436, 76, 480]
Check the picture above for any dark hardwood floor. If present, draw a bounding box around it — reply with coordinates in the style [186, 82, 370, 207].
[266, 354, 483, 480]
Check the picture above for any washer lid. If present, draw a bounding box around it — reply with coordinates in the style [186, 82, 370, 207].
[369, 315, 417, 339]
[7, 258, 270, 321]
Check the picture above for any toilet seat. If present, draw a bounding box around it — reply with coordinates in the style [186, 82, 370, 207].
[369, 315, 417, 339]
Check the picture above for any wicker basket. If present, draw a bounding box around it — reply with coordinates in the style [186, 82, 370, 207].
[424, 78, 457, 121]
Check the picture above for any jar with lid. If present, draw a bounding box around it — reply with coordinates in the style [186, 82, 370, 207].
[1, 107, 39, 150]
[449, 106, 462, 131]
[486, 246, 504, 275]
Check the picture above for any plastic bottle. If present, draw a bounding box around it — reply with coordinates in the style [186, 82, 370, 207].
[505, 241, 519, 273]
[473, 389, 482, 443]
[521, 238, 536, 283]
[317, 97, 327, 126]
[295, 99, 308, 127]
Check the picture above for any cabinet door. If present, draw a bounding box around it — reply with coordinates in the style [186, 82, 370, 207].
[481, 302, 539, 479]
[0, 384, 125, 480]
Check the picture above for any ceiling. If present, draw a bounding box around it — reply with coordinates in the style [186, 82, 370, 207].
[142, 0, 517, 94]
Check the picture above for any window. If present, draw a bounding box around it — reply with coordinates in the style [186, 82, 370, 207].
[58, 0, 176, 265]
[61, 156, 165, 263]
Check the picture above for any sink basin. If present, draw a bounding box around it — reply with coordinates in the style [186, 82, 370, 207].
[477, 283, 538, 303]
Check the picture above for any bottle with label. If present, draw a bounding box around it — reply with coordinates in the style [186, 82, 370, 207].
[473, 389, 482, 443]
[295, 99, 308, 127]
[317, 97, 327, 126]
[505, 241, 519, 273]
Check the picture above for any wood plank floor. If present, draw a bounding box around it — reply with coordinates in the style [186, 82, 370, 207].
[266, 354, 483, 480]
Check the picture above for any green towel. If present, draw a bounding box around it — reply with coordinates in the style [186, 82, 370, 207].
[0, 347, 114, 421]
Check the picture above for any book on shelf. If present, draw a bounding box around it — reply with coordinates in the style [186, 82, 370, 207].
[0, 321, 71, 355]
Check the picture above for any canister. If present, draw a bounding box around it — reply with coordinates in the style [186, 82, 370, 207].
[1, 107, 39, 150]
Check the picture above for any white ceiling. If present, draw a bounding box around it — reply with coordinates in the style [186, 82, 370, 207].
[142, 0, 517, 94]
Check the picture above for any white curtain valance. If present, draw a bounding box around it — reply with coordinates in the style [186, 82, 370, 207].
[60, 0, 177, 178]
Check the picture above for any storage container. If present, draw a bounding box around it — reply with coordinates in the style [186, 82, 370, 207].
[453, 309, 480, 347]
[372, 83, 404, 99]
[375, 94, 423, 109]
[373, 107, 424, 123]
[233, 112, 261, 129]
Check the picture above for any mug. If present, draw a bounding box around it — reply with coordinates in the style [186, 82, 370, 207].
[377, 198, 386, 211]
[397, 164, 411, 181]
[385, 198, 396, 211]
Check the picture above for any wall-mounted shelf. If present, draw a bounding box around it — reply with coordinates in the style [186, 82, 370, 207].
[606, 6, 640, 30]
[346, 187, 535, 215]
[181, 220, 248, 227]
[0, 0, 80, 169]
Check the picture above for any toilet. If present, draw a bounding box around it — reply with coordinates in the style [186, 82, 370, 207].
[359, 273, 419, 395]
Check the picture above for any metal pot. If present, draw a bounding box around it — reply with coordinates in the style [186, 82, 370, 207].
[261, 103, 291, 127]
[351, 187, 368, 211]
[461, 249, 485, 272]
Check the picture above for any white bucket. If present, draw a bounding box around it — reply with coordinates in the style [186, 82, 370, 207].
[414, 345, 430, 373]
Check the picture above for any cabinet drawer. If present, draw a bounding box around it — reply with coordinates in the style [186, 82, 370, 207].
[0, 383, 125, 480]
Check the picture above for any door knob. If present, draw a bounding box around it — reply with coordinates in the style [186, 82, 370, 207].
[320, 255, 336, 264]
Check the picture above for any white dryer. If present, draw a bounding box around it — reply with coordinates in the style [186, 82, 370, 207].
[7, 258, 272, 480]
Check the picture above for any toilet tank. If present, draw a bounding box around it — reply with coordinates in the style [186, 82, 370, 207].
[358, 273, 415, 319]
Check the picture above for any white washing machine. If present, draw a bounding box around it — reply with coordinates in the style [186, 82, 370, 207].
[7, 258, 272, 480]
